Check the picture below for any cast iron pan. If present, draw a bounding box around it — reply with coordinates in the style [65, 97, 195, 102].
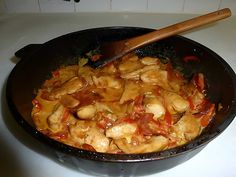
[6, 27, 236, 176]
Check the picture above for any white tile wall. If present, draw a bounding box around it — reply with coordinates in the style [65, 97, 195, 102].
[5, 0, 40, 13]
[147, 0, 185, 13]
[75, 0, 110, 12]
[1, 0, 236, 14]
[184, 0, 221, 14]
[111, 0, 147, 12]
[39, 0, 74, 12]
[219, 0, 236, 15]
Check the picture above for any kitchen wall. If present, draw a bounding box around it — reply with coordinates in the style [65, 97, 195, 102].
[0, 0, 235, 14]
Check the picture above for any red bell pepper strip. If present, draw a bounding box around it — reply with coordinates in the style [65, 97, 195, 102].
[183, 55, 200, 62]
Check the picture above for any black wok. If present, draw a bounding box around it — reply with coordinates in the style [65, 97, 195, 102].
[6, 27, 236, 176]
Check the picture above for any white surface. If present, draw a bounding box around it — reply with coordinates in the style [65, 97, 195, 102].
[111, 0, 147, 12]
[4, 0, 40, 13]
[147, 0, 185, 13]
[75, 0, 111, 12]
[184, 0, 221, 14]
[2, 0, 236, 14]
[39, 0, 75, 13]
[0, 12, 236, 177]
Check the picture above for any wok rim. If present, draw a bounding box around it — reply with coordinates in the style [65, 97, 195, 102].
[6, 26, 236, 163]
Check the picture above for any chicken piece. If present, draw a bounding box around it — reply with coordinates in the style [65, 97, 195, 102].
[107, 140, 122, 154]
[77, 104, 97, 119]
[140, 69, 169, 89]
[106, 122, 138, 140]
[50, 77, 84, 99]
[164, 91, 189, 114]
[119, 81, 140, 104]
[69, 120, 94, 145]
[32, 90, 59, 130]
[47, 104, 75, 132]
[60, 94, 80, 108]
[139, 82, 159, 95]
[182, 83, 205, 112]
[115, 136, 168, 153]
[78, 66, 95, 85]
[85, 127, 110, 152]
[107, 102, 132, 119]
[95, 102, 120, 121]
[95, 102, 113, 113]
[121, 65, 160, 80]
[43, 65, 79, 88]
[144, 95, 165, 120]
[97, 87, 123, 102]
[56, 65, 79, 82]
[118, 55, 143, 74]
[100, 63, 117, 74]
[190, 91, 206, 113]
[172, 114, 201, 145]
[70, 120, 110, 152]
[140, 57, 158, 65]
[92, 75, 122, 89]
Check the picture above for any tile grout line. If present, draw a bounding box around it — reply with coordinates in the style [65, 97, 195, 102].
[110, 0, 112, 11]
[37, 0, 42, 12]
[182, 0, 186, 12]
[73, 0, 76, 12]
[218, 0, 222, 10]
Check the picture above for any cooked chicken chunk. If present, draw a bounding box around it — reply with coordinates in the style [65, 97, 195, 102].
[85, 127, 110, 152]
[69, 120, 110, 152]
[140, 57, 158, 65]
[60, 94, 80, 108]
[172, 114, 201, 145]
[144, 95, 165, 120]
[120, 81, 140, 104]
[92, 75, 122, 89]
[47, 104, 75, 132]
[106, 122, 138, 140]
[69, 120, 92, 145]
[140, 69, 169, 90]
[119, 55, 143, 73]
[50, 77, 84, 99]
[164, 91, 189, 114]
[115, 136, 168, 153]
[78, 66, 95, 85]
[77, 104, 97, 119]
[121, 65, 160, 80]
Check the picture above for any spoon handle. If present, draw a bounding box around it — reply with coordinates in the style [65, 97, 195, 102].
[125, 8, 231, 51]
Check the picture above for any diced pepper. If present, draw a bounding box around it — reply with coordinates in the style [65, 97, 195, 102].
[97, 114, 113, 129]
[183, 55, 200, 62]
[82, 144, 96, 151]
[193, 73, 205, 92]
[53, 132, 68, 140]
[164, 110, 172, 126]
[61, 108, 70, 122]
[134, 95, 145, 113]
[52, 70, 60, 77]
[187, 96, 195, 110]
[91, 54, 102, 61]
[32, 99, 42, 111]
[137, 113, 168, 136]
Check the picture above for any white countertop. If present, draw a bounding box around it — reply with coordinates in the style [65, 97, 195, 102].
[0, 12, 236, 177]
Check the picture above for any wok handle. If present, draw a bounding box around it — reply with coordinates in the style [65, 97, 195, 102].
[15, 44, 42, 59]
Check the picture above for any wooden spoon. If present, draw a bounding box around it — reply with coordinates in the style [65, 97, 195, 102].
[91, 8, 231, 68]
